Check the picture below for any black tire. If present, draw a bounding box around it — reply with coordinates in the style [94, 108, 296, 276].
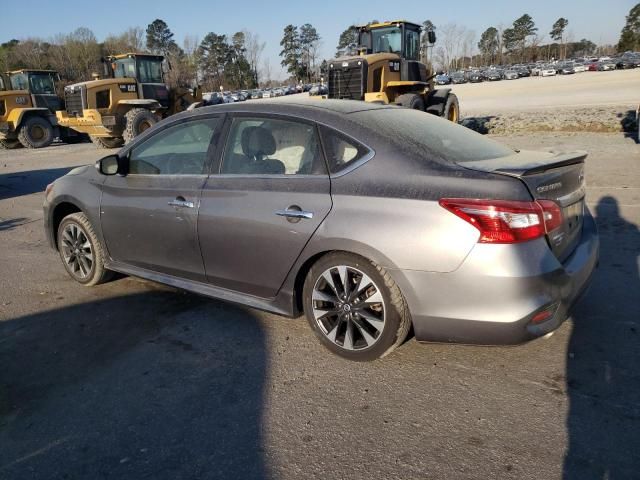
[395, 93, 425, 111]
[17, 116, 54, 149]
[302, 252, 411, 361]
[123, 108, 159, 144]
[57, 212, 112, 286]
[0, 138, 23, 149]
[443, 93, 460, 123]
[90, 136, 124, 149]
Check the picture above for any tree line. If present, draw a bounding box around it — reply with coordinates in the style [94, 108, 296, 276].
[0, 19, 267, 92]
[1, 4, 638, 91]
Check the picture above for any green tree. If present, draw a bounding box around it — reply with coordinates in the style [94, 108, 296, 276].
[421, 20, 436, 64]
[197, 32, 231, 90]
[617, 3, 640, 52]
[478, 27, 499, 64]
[146, 19, 177, 55]
[279, 24, 303, 81]
[502, 28, 519, 55]
[336, 25, 358, 56]
[550, 18, 569, 59]
[511, 14, 537, 61]
[300, 23, 321, 82]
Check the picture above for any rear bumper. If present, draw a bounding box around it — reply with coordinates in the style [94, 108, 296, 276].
[391, 208, 599, 345]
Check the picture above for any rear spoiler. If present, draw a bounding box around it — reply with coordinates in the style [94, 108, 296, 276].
[460, 150, 588, 177]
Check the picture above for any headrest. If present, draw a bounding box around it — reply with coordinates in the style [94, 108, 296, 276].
[241, 126, 276, 158]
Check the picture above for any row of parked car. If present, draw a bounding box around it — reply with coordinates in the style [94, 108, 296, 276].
[203, 84, 318, 104]
[436, 53, 640, 84]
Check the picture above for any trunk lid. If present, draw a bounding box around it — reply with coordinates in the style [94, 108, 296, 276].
[459, 150, 587, 262]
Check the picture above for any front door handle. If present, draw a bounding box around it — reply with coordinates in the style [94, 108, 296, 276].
[168, 197, 194, 208]
[275, 209, 314, 220]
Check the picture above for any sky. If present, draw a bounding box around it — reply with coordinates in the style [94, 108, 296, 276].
[2, 0, 635, 79]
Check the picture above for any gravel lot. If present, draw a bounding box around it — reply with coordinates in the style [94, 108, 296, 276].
[1, 127, 639, 477]
[450, 69, 640, 135]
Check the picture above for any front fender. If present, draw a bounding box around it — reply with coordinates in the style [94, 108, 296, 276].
[8, 108, 54, 129]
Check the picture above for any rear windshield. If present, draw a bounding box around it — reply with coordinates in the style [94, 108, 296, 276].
[350, 108, 514, 163]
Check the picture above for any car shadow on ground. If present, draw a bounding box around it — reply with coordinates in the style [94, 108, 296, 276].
[0, 218, 30, 231]
[618, 110, 638, 144]
[0, 166, 82, 201]
[460, 116, 497, 134]
[563, 197, 640, 478]
[0, 288, 268, 479]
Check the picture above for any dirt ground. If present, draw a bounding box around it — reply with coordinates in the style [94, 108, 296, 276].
[1, 126, 639, 479]
[449, 69, 640, 114]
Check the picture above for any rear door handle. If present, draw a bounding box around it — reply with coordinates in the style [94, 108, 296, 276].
[168, 197, 194, 208]
[275, 209, 314, 220]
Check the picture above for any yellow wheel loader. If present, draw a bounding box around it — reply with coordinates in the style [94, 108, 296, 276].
[56, 53, 202, 149]
[0, 70, 85, 149]
[327, 20, 459, 122]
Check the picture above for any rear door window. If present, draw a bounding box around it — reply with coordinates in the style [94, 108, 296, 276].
[320, 126, 372, 174]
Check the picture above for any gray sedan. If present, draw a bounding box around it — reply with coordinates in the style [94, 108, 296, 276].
[43, 100, 599, 361]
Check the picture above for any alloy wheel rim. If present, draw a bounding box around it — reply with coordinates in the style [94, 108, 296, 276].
[61, 223, 93, 279]
[312, 265, 386, 351]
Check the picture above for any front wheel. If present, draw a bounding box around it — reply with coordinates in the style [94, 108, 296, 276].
[123, 108, 159, 144]
[17, 116, 54, 148]
[303, 252, 411, 361]
[443, 93, 460, 123]
[395, 93, 425, 111]
[90, 136, 124, 149]
[57, 212, 112, 286]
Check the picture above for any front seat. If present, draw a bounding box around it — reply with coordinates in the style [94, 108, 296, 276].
[241, 126, 286, 174]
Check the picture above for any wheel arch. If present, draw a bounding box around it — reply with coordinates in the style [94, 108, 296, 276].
[50, 201, 84, 250]
[8, 108, 55, 130]
[288, 241, 400, 315]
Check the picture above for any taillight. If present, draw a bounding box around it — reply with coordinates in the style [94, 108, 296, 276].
[439, 198, 563, 244]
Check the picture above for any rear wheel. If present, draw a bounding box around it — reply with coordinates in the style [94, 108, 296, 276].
[303, 252, 411, 361]
[0, 139, 23, 149]
[443, 93, 460, 123]
[57, 212, 112, 286]
[90, 136, 124, 149]
[395, 93, 425, 111]
[17, 116, 54, 148]
[123, 108, 159, 144]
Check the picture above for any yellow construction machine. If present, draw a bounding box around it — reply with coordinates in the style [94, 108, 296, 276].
[0, 69, 85, 149]
[327, 20, 459, 121]
[56, 53, 202, 148]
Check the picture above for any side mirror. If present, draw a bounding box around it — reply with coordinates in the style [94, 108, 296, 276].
[96, 154, 120, 175]
[428, 31, 436, 44]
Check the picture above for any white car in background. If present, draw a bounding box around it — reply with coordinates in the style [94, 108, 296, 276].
[540, 65, 557, 77]
[573, 62, 587, 73]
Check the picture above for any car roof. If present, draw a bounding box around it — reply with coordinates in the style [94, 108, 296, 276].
[192, 98, 395, 117]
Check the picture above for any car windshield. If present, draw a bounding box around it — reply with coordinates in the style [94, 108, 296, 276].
[371, 27, 402, 54]
[352, 108, 514, 163]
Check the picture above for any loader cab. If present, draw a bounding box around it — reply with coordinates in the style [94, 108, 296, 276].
[6, 70, 61, 112]
[106, 53, 169, 107]
[357, 21, 424, 61]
